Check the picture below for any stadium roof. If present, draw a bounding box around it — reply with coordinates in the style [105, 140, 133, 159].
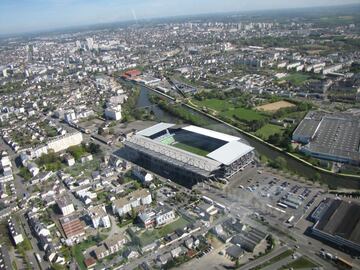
[207, 141, 254, 165]
[127, 135, 221, 174]
[137, 123, 175, 137]
[182, 125, 240, 142]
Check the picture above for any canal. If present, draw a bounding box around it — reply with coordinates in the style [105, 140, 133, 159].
[136, 85, 360, 189]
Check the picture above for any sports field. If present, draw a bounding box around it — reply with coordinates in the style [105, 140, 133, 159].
[256, 100, 296, 112]
[172, 142, 210, 156]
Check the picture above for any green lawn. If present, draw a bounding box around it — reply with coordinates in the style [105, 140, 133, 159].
[224, 107, 265, 121]
[172, 142, 210, 156]
[193, 98, 266, 121]
[64, 159, 100, 178]
[138, 216, 191, 246]
[194, 98, 230, 111]
[253, 249, 294, 270]
[284, 73, 310, 86]
[255, 124, 284, 140]
[281, 256, 319, 269]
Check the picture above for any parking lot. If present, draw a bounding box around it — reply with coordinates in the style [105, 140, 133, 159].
[230, 168, 325, 227]
[195, 164, 333, 235]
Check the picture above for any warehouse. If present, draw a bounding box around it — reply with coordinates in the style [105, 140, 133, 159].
[293, 112, 360, 165]
[312, 198, 360, 253]
[123, 123, 254, 187]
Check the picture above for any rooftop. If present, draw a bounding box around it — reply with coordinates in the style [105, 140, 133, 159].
[314, 199, 360, 246]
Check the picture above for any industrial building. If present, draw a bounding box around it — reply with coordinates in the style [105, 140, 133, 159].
[311, 198, 360, 252]
[123, 123, 255, 187]
[292, 111, 360, 165]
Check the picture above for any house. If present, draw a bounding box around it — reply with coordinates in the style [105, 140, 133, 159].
[27, 162, 39, 177]
[138, 206, 176, 228]
[91, 171, 100, 181]
[104, 234, 127, 254]
[93, 245, 108, 260]
[133, 167, 153, 186]
[170, 246, 185, 258]
[93, 234, 127, 260]
[60, 215, 85, 239]
[63, 154, 75, 167]
[184, 237, 200, 250]
[198, 203, 218, 216]
[81, 154, 93, 163]
[88, 205, 111, 228]
[112, 189, 152, 216]
[105, 105, 122, 121]
[157, 253, 172, 265]
[108, 155, 122, 167]
[28, 216, 51, 237]
[124, 249, 140, 260]
[56, 195, 75, 216]
[155, 207, 176, 227]
[7, 218, 24, 245]
[0, 152, 11, 168]
[84, 257, 96, 269]
[138, 211, 156, 228]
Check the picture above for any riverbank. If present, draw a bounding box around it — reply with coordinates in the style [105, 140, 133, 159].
[135, 83, 360, 189]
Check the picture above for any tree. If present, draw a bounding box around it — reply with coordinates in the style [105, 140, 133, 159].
[235, 259, 240, 268]
[270, 157, 287, 169]
[312, 172, 321, 183]
[88, 143, 102, 154]
[130, 207, 137, 219]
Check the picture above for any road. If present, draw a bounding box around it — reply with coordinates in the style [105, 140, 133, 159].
[18, 211, 50, 270]
[198, 185, 344, 270]
[238, 246, 289, 270]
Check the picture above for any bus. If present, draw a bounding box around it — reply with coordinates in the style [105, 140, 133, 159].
[277, 202, 288, 209]
[35, 253, 42, 263]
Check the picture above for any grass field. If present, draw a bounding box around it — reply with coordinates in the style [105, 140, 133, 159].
[281, 256, 319, 269]
[255, 124, 284, 139]
[283, 73, 310, 86]
[138, 216, 191, 246]
[224, 107, 265, 121]
[193, 98, 265, 122]
[172, 142, 210, 156]
[194, 98, 230, 111]
[64, 159, 100, 178]
[254, 249, 294, 269]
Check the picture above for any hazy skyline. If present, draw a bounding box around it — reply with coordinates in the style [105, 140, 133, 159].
[0, 0, 359, 35]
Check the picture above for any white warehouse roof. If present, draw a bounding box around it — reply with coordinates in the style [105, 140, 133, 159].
[207, 141, 254, 165]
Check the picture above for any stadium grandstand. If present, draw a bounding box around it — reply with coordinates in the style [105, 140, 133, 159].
[123, 123, 255, 187]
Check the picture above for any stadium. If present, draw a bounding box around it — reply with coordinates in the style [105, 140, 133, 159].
[123, 123, 255, 187]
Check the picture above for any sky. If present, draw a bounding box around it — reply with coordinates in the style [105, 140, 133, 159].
[0, 0, 359, 35]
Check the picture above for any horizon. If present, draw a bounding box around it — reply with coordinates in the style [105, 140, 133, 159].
[0, 0, 359, 36]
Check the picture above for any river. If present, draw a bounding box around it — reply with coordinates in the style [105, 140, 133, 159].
[136, 85, 360, 189]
